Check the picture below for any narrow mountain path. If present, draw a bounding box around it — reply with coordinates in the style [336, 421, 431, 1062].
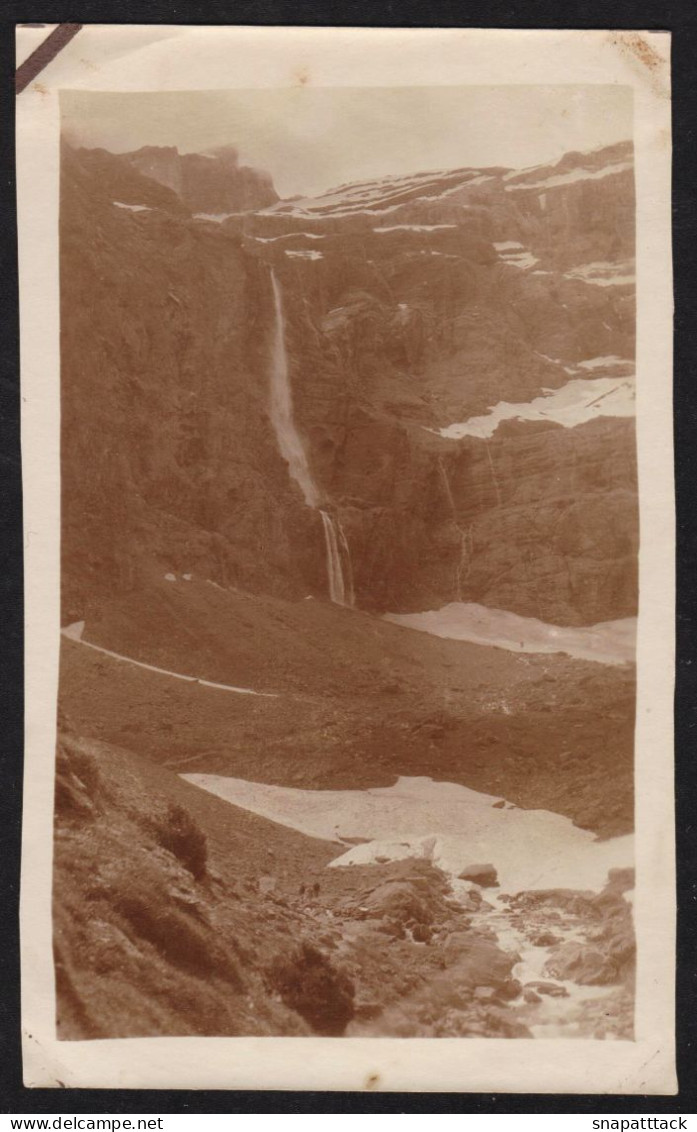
[60, 623, 279, 697]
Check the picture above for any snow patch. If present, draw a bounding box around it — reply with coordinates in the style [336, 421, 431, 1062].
[192, 212, 239, 223]
[373, 224, 457, 233]
[565, 261, 635, 288]
[502, 252, 539, 270]
[505, 161, 633, 193]
[264, 168, 495, 220]
[62, 621, 85, 641]
[434, 375, 635, 439]
[577, 355, 632, 370]
[181, 773, 633, 896]
[495, 242, 539, 270]
[113, 201, 151, 213]
[417, 182, 477, 202]
[383, 603, 636, 667]
[253, 232, 325, 242]
[285, 249, 324, 261]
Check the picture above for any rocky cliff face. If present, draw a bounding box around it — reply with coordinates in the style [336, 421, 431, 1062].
[60, 139, 636, 626]
[125, 144, 278, 214]
[60, 144, 325, 622]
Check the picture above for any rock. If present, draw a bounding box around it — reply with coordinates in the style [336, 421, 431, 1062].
[492, 800, 506, 809]
[497, 979, 523, 1001]
[605, 867, 635, 895]
[525, 980, 569, 998]
[126, 144, 278, 213]
[572, 987, 634, 1041]
[457, 894, 481, 914]
[474, 986, 497, 1002]
[376, 916, 405, 939]
[544, 941, 618, 986]
[442, 931, 473, 963]
[352, 875, 440, 929]
[529, 931, 561, 947]
[354, 999, 383, 1021]
[457, 863, 499, 888]
[523, 988, 542, 1004]
[471, 1006, 532, 1039]
[411, 922, 432, 944]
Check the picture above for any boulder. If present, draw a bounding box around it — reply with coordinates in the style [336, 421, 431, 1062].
[457, 863, 499, 888]
[604, 867, 635, 895]
[410, 922, 432, 944]
[496, 978, 523, 1002]
[456, 892, 482, 914]
[376, 916, 405, 939]
[529, 931, 561, 948]
[525, 980, 569, 998]
[544, 941, 616, 986]
[356, 879, 435, 927]
[442, 931, 473, 963]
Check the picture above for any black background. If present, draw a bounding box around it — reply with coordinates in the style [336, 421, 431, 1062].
[1, 2, 695, 1115]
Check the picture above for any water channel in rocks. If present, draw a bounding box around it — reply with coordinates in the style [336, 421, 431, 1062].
[183, 773, 634, 1038]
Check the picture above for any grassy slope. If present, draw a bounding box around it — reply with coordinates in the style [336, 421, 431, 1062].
[60, 577, 635, 837]
[55, 732, 526, 1039]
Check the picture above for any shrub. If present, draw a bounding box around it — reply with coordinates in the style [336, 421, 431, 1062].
[267, 941, 355, 1036]
[54, 741, 103, 821]
[154, 803, 208, 880]
[115, 892, 240, 987]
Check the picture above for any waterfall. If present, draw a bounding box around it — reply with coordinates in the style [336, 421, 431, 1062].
[320, 510, 347, 605]
[269, 270, 319, 508]
[268, 270, 353, 606]
[337, 519, 355, 607]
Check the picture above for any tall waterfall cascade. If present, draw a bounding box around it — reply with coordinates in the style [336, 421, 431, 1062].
[269, 271, 319, 508]
[269, 270, 353, 607]
[320, 509, 355, 606]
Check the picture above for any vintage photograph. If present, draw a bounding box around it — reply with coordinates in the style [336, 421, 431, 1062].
[49, 81, 643, 1045]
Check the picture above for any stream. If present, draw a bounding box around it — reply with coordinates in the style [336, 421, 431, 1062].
[183, 773, 634, 1038]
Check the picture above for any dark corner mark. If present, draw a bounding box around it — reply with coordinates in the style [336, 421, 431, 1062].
[15, 23, 82, 95]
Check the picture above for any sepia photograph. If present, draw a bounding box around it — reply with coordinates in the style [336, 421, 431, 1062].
[55, 81, 638, 1042]
[16, 25, 675, 1094]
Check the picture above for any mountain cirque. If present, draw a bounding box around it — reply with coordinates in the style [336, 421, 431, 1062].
[60, 139, 636, 624]
[56, 138, 637, 1039]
